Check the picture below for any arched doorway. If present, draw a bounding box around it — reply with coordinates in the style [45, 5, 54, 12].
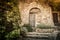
[29, 8, 40, 27]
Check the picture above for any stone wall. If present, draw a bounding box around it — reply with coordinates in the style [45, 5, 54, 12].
[18, 1, 54, 26]
[58, 12, 60, 23]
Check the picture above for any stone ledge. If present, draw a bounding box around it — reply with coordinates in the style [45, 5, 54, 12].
[36, 29, 54, 33]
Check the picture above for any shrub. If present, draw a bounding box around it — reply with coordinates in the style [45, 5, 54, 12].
[5, 24, 27, 40]
[5, 28, 20, 40]
[22, 24, 33, 32]
[37, 24, 54, 29]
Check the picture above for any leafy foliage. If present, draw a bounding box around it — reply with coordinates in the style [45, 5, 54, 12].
[22, 24, 33, 32]
[0, 0, 22, 40]
[37, 23, 54, 29]
[48, 0, 60, 11]
[5, 29, 20, 40]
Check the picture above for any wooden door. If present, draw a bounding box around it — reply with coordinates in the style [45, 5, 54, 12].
[29, 13, 35, 27]
[52, 13, 58, 23]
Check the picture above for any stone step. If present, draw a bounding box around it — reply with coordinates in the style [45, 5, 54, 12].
[23, 37, 50, 40]
[26, 32, 51, 37]
[20, 32, 58, 40]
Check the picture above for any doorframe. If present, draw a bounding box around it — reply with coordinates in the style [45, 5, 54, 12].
[29, 7, 40, 27]
[52, 11, 59, 24]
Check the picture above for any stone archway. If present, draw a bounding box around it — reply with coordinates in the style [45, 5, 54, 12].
[29, 8, 40, 27]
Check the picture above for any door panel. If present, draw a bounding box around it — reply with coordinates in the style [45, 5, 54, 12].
[29, 13, 35, 27]
[52, 13, 58, 23]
